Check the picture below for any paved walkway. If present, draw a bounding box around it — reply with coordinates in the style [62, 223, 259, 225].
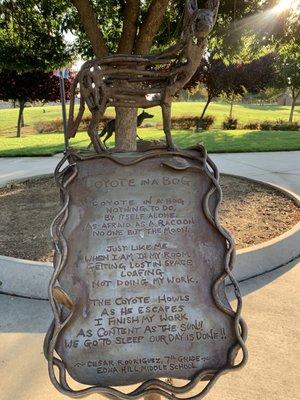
[0, 151, 299, 194]
[211, 151, 300, 195]
[0, 259, 299, 400]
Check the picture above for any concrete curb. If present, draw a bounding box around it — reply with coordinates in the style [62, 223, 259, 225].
[0, 176, 299, 300]
[0, 255, 51, 300]
[223, 173, 300, 204]
[2, 173, 54, 188]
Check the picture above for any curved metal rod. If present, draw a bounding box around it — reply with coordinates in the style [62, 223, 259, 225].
[44, 145, 248, 399]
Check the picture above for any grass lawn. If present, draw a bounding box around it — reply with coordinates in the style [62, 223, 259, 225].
[1, 101, 299, 137]
[0, 128, 299, 157]
[0, 101, 299, 156]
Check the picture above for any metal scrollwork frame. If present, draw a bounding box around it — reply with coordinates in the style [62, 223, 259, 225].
[44, 145, 248, 399]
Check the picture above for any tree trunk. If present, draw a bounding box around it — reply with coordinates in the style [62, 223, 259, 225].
[200, 97, 212, 119]
[21, 111, 25, 127]
[17, 101, 25, 137]
[70, 0, 108, 57]
[115, 107, 138, 152]
[289, 88, 300, 123]
[289, 98, 296, 123]
[229, 98, 234, 118]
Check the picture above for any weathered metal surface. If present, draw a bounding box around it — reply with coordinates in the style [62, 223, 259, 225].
[67, 0, 220, 152]
[44, 146, 248, 399]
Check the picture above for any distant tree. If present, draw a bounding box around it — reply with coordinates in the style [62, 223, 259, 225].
[0, 0, 72, 72]
[243, 54, 276, 94]
[248, 87, 282, 105]
[273, 42, 300, 122]
[226, 53, 276, 118]
[0, 70, 71, 137]
[185, 58, 244, 119]
[186, 53, 275, 119]
[185, 59, 247, 119]
[221, 63, 246, 119]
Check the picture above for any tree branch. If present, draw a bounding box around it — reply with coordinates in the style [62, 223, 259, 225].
[70, 0, 108, 57]
[291, 86, 295, 99]
[118, 0, 140, 53]
[294, 88, 300, 100]
[134, 0, 170, 54]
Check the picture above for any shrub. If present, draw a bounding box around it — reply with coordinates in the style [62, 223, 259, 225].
[259, 120, 300, 131]
[223, 117, 238, 130]
[260, 121, 272, 130]
[277, 122, 299, 131]
[271, 119, 286, 131]
[141, 122, 156, 128]
[273, 119, 299, 131]
[79, 115, 111, 130]
[35, 115, 112, 134]
[35, 118, 63, 133]
[171, 116, 199, 130]
[244, 122, 259, 130]
[196, 115, 215, 131]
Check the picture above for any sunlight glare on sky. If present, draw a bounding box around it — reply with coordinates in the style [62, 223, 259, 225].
[273, 0, 299, 13]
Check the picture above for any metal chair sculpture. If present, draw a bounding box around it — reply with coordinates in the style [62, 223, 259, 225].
[67, 0, 219, 153]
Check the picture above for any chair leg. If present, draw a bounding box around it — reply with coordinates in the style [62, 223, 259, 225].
[87, 109, 108, 153]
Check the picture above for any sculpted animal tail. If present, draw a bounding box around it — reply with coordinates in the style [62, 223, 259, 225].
[67, 74, 85, 139]
[98, 124, 108, 138]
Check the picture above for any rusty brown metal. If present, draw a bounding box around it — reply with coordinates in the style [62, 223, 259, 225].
[44, 145, 248, 399]
[66, 0, 220, 153]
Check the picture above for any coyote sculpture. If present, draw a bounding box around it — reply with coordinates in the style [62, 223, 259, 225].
[88, 110, 154, 149]
[67, 0, 219, 153]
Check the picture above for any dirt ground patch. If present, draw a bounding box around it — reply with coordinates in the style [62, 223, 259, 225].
[0, 175, 299, 262]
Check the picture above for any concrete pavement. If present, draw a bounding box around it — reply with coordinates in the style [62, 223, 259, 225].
[0, 151, 299, 194]
[0, 258, 299, 400]
[0, 154, 60, 187]
[213, 151, 300, 195]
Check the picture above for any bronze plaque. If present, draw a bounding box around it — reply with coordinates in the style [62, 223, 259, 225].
[45, 148, 247, 397]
